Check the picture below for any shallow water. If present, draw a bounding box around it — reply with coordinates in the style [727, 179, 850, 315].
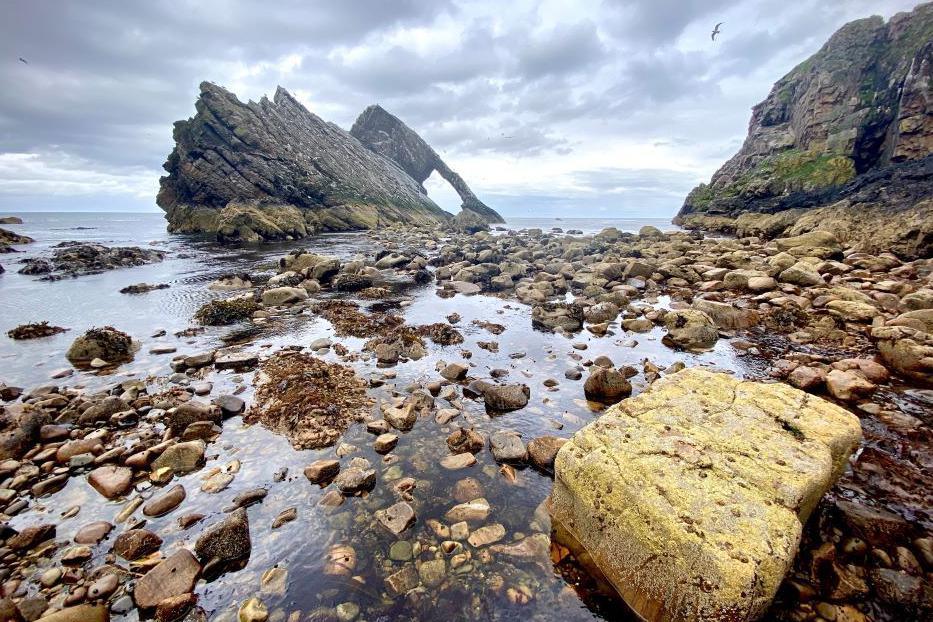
[0, 212, 875, 621]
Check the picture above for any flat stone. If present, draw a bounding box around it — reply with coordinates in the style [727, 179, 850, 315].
[385, 565, 419, 596]
[87, 465, 133, 499]
[418, 558, 446, 587]
[151, 440, 205, 475]
[333, 467, 376, 494]
[194, 507, 251, 563]
[134, 549, 201, 608]
[489, 431, 526, 462]
[201, 472, 234, 493]
[550, 368, 862, 622]
[445, 498, 491, 523]
[375, 501, 416, 535]
[214, 352, 259, 370]
[143, 484, 186, 517]
[114, 529, 162, 560]
[304, 459, 340, 484]
[440, 452, 476, 469]
[467, 523, 505, 547]
[373, 433, 399, 454]
[73, 521, 113, 545]
[33, 604, 108, 622]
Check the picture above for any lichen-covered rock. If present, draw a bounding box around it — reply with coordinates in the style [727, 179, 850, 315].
[676, 4, 933, 259]
[661, 310, 718, 351]
[871, 325, 933, 383]
[551, 368, 862, 622]
[158, 83, 457, 243]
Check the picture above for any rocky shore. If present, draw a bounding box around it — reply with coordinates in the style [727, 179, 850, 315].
[0, 220, 930, 622]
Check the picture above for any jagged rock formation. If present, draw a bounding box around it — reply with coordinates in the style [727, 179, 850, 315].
[157, 83, 455, 243]
[677, 3, 933, 258]
[351, 105, 503, 224]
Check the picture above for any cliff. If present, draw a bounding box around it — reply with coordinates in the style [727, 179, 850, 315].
[677, 2, 933, 258]
[157, 83, 456, 243]
[350, 105, 503, 223]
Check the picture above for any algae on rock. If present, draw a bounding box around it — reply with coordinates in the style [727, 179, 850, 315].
[550, 368, 862, 622]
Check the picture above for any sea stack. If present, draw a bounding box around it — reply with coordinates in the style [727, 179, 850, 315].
[351, 104, 504, 224]
[156, 82, 500, 243]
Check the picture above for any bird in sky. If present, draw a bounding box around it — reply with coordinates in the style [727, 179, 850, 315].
[711, 22, 723, 41]
[18, 57, 28, 64]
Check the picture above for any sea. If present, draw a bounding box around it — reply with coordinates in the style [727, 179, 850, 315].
[0, 212, 677, 386]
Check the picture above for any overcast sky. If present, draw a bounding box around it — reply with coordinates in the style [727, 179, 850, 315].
[0, 0, 924, 218]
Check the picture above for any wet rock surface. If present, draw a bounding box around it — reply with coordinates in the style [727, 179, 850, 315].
[17, 241, 164, 280]
[0, 218, 930, 622]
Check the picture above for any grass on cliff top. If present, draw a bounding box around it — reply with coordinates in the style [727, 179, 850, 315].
[691, 149, 855, 211]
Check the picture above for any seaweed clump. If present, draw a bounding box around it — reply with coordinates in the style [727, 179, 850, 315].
[6, 322, 68, 340]
[246, 352, 373, 449]
[313, 300, 404, 338]
[417, 323, 464, 346]
[195, 298, 259, 326]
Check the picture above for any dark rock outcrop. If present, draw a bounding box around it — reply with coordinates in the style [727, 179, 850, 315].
[17, 242, 164, 280]
[157, 83, 459, 243]
[351, 105, 503, 224]
[677, 3, 933, 258]
[0, 227, 32, 253]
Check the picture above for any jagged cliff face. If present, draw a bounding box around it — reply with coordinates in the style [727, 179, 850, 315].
[157, 83, 453, 243]
[350, 105, 504, 223]
[677, 3, 933, 257]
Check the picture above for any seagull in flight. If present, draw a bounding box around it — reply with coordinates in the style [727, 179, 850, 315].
[711, 22, 723, 41]
[18, 57, 28, 64]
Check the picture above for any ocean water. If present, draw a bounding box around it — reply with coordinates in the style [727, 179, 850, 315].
[502, 217, 677, 235]
[0, 211, 756, 622]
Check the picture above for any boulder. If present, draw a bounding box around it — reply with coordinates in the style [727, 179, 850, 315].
[260, 287, 308, 306]
[151, 441, 205, 475]
[871, 325, 933, 383]
[194, 508, 251, 564]
[779, 262, 823, 287]
[583, 367, 632, 403]
[482, 384, 530, 411]
[488, 431, 527, 462]
[692, 299, 760, 330]
[774, 231, 843, 258]
[551, 368, 861, 622]
[134, 549, 201, 608]
[662, 310, 718, 351]
[87, 466, 133, 499]
[66, 327, 133, 364]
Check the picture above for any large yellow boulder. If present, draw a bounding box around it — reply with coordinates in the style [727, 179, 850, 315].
[550, 368, 861, 622]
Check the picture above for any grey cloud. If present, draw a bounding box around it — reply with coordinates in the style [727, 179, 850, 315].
[0, 0, 927, 215]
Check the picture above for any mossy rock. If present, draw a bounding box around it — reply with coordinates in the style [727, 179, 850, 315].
[194, 298, 259, 326]
[66, 326, 134, 364]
